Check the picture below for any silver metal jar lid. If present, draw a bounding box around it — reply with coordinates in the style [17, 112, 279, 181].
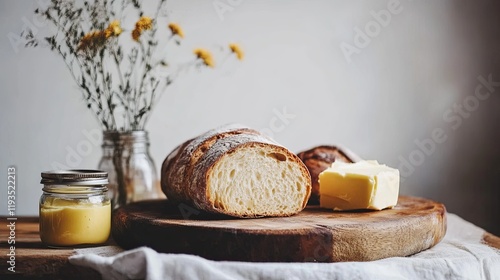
[41, 170, 109, 186]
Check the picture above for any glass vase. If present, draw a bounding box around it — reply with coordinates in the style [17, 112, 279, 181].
[98, 130, 160, 209]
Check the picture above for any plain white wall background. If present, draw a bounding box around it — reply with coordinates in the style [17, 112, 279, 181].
[1, 0, 499, 234]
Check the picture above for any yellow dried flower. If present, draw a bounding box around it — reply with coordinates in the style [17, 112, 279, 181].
[168, 23, 184, 38]
[136, 16, 152, 32]
[104, 20, 122, 38]
[78, 30, 106, 52]
[132, 16, 153, 42]
[193, 48, 214, 68]
[131, 29, 141, 42]
[78, 20, 122, 51]
[229, 43, 244, 60]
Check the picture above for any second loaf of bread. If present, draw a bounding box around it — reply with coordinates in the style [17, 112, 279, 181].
[297, 145, 361, 205]
[161, 124, 311, 218]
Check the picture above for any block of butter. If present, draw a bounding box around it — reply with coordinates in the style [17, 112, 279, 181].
[319, 160, 399, 211]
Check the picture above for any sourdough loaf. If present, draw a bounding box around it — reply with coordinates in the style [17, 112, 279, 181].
[297, 145, 361, 205]
[161, 124, 311, 218]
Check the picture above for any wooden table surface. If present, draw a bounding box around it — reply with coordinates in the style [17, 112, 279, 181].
[1, 216, 499, 279]
[0, 217, 122, 280]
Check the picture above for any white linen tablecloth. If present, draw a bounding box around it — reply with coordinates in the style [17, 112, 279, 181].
[69, 213, 500, 280]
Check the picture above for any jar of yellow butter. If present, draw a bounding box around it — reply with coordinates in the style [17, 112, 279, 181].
[39, 170, 111, 247]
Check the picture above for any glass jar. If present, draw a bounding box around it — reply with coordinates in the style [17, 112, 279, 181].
[98, 130, 160, 209]
[39, 170, 111, 248]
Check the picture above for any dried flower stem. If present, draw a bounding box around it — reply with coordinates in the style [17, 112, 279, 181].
[23, 0, 240, 131]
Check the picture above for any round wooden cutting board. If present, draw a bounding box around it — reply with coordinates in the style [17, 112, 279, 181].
[112, 196, 446, 262]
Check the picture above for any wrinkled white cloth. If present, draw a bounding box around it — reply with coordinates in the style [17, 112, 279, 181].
[69, 213, 500, 280]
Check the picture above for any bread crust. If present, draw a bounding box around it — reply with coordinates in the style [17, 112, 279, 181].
[161, 139, 192, 202]
[161, 125, 311, 218]
[297, 145, 361, 205]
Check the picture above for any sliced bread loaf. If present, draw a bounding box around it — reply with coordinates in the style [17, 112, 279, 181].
[161, 124, 311, 218]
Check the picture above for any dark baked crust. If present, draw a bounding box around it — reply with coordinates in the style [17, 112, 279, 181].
[297, 145, 361, 205]
[161, 139, 192, 202]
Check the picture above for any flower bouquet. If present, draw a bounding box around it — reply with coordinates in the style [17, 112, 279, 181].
[23, 0, 243, 207]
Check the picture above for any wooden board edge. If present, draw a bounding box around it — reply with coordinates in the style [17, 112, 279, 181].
[330, 208, 447, 261]
[112, 207, 338, 262]
[482, 232, 500, 249]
